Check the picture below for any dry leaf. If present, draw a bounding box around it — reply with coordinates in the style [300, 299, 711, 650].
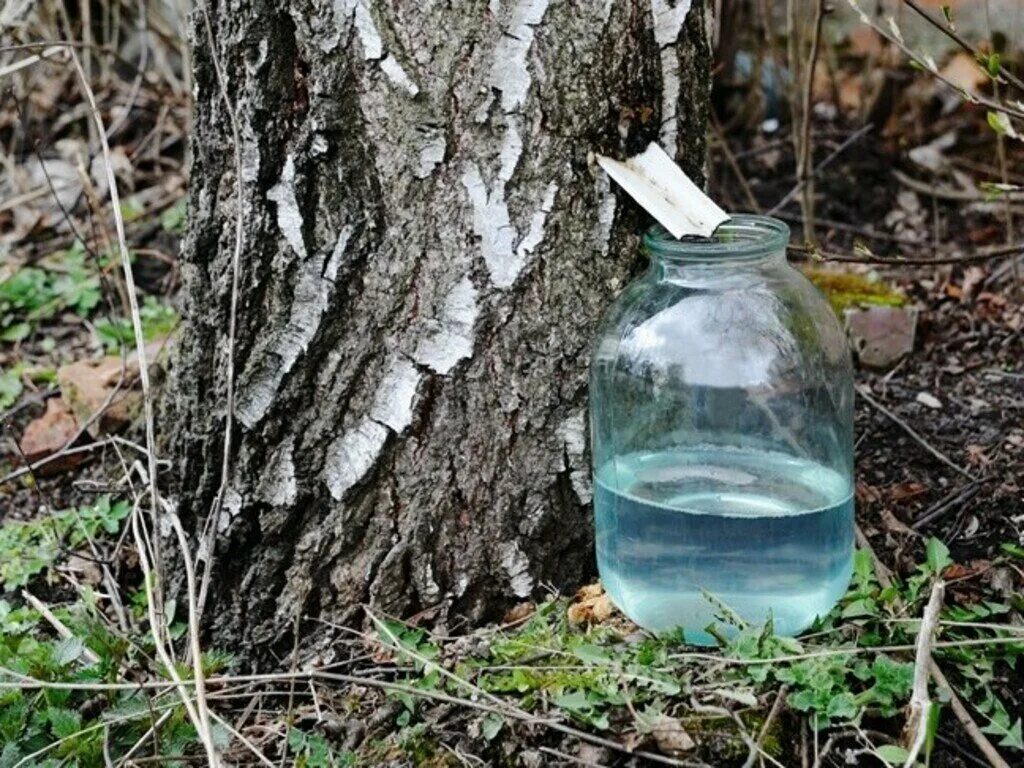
[939, 52, 988, 94]
[502, 602, 535, 625]
[649, 714, 695, 755]
[567, 583, 614, 625]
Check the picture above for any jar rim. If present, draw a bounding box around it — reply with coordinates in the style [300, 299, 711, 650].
[643, 214, 790, 261]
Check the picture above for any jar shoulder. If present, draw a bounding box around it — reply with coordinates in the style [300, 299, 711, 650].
[591, 263, 852, 386]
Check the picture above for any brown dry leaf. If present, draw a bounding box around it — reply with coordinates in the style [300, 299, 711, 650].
[889, 482, 928, 501]
[879, 508, 916, 536]
[17, 398, 83, 474]
[856, 482, 883, 505]
[940, 52, 987, 94]
[502, 602, 535, 625]
[966, 444, 990, 467]
[57, 340, 166, 436]
[567, 583, 614, 625]
[848, 26, 884, 57]
[649, 714, 696, 755]
[838, 73, 865, 113]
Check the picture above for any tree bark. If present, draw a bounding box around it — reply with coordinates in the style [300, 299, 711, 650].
[171, 0, 711, 654]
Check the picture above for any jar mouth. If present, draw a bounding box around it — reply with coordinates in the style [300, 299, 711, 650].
[643, 214, 790, 262]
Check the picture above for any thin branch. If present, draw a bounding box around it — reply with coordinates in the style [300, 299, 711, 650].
[903, 580, 945, 767]
[929, 663, 1011, 768]
[856, 386, 976, 480]
[194, 0, 246, 623]
[788, 241, 1024, 266]
[844, 0, 1024, 120]
[797, 0, 827, 239]
[21, 589, 102, 665]
[902, 0, 1024, 95]
[770, 123, 874, 216]
[68, 44, 163, 573]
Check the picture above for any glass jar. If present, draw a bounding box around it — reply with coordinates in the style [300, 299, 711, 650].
[589, 215, 854, 644]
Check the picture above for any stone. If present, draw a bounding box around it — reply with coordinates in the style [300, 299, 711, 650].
[845, 306, 918, 369]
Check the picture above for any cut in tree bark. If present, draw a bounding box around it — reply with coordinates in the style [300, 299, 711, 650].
[169, 0, 712, 655]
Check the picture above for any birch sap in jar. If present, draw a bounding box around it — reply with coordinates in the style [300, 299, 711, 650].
[589, 216, 855, 645]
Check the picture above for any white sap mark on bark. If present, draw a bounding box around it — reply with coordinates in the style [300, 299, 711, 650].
[325, 419, 389, 500]
[311, 134, 329, 156]
[267, 155, 306, 259]
[498, 123, 523, 180]
[651, 0, 693, 151]
[601, 0, 615, 21]
[240, 120, 260, 184]
[335, 0, 419, 94]
[216, 487, 243, 535]
[462, 136, 557, 288]
[413, 276, 479, 374]
[461, 123, 555, 287]
[500, 542, 534, 597]
[259, 439, 297, 506]
[488, 0, 550, 112]
[421, 563, 441, 601]
[559, 409, 592, 503]
[380, 55, 419, 96]
[371, 356, 420, 432]
[416, 133, 446, 179]
[235, 226, 352, 427]
[461, 163, 516, 287]
[515, 181, 558, 259]
[595, 173, 617, 254]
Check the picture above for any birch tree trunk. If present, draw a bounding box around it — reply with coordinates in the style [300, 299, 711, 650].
[171, 0, 711, 653]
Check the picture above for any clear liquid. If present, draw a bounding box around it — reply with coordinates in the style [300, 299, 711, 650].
[595, 447, 854, 645]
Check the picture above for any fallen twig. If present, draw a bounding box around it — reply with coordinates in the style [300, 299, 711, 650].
[856, 385, 976, 480]
[903, 580, 945, 767]
[20, 589, 102, 665]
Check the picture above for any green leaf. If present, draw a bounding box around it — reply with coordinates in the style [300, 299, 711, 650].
[1, 323, 30, 342]
[53, 637, 84, 667]
[160, 197, 188, 234]
[481, 714, 504, 741]
[45, 707, 81, 739]
[1001, 543, 1024, 560]
[925, 537, 952, 574]
[0, 368, 23, 410]
[552, 690, 589, 712]
[875, 744, 910, 764]
[986, 53, 1002, 79]
[573, 644, 611, 665]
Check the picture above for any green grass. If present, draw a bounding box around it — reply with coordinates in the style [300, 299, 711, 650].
[0, 490, 1020, 766]
[0, 243, 101, 344]
[0, 240, 178, 357]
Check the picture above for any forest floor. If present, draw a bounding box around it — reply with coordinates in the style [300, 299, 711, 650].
[1, 2, 1024, 767]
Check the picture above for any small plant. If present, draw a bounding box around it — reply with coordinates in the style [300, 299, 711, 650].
[287, 727, 356, 767]
[0, 243, 101, 344]
[93, 296, 178, 351]
[0, 496, 130, 590]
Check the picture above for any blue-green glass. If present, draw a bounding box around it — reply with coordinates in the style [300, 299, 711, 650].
[589, 216, 854, 644]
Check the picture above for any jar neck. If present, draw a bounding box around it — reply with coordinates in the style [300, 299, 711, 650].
[648, 249, 787, 282]
[642, 215, 791, 282]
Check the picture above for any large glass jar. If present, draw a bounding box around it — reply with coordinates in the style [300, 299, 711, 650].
[589, 216, 854, 644]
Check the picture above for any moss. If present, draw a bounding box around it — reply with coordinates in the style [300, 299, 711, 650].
[803, 267, 906, 315]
